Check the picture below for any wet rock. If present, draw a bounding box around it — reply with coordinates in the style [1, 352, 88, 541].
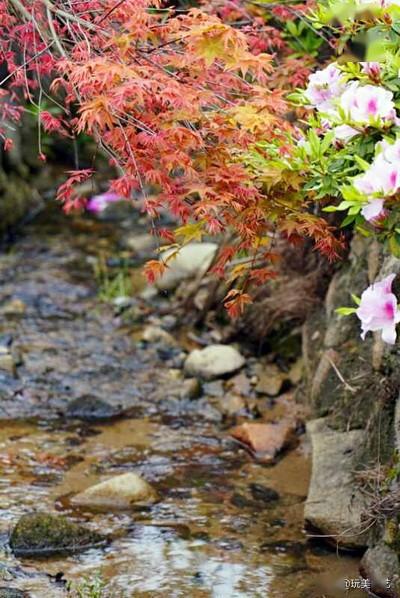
[259, 541, 307, 574]
[122, 233, 156, 255]
[230, 421, 296, 463]
[255, 365, 285, 397]
[0, 350, 15, 375]
[0, 589, 28, 598]
[66, 395, 123, 422]
[0, 299, 26, 316]
[226, 372, 251, 396]
[141, 325, 177, 346]
[10, 513, 106, 557]
[71, 472, 158, 510]
[180, 378, 202, 400]
[156, 243, 218, 291]
[203, 380, 225, 397]
[304, 419, 370, 550]
[184, 344, 245, 380]
[230, 493, 255, 508]
[360, 542, 400, 597]
[249, 483, 280, 503]
[219, 394, 246, 416]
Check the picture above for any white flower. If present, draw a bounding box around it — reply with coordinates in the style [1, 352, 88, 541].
[361, 198, 386, 222]
[339, 82, 396, 125]
[304, 64, 346, 112]
[333, 124, 359, 142]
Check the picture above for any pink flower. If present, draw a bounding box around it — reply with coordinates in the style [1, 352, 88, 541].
[333, 124, 359, 142]
[354, 152, 400, 196]
[356, 274, 400, 344]
[86, 191, 122, 213]
[360, 198, 386, 222]
[304, 64, 345, 112]
[339, 82, 396, 125]
[361, 62, 381, 81]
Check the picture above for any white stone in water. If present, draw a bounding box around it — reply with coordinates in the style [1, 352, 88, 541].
[184, 344, 245, 380]
[71, 472, 157, 510]
[156, 243, 218, 291]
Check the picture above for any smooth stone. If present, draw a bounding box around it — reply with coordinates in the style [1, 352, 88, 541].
[71, 472, 158, 510]
[255, 365, 285, 397]
[141, 325, 177, 346]
[0, 299, 26, 316]
[249, 483, 280, 503]
[184, 344, 245, 380]
[66, 395, 122, 421]
[230, 421, 296, 463]
[203, 380, 225, 397]
[122, 233, 156, 254]
[10, 513, 106, 557]
[156, 243, 218, 291]
[304, 419, 370, 550]
[0, 353, 14, 375]
[180, 378, 202, 400]
[218, 394, 246, 416]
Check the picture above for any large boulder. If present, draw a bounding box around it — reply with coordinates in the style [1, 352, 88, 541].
[71, 472, 158, 510]
[10, 513, 106, 557]
[184, 344, 245, 380]
[304, 419, 370, 550]
[156, 243, 218, 291]
[360, 542, 400, 598]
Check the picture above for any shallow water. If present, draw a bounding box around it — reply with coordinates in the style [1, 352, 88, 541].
[0, 207, 366, 597]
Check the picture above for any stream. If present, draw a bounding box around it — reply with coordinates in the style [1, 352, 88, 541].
[0, 205, 365, 597]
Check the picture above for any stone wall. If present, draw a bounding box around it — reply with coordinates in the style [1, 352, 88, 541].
[303, 235, 400, 595]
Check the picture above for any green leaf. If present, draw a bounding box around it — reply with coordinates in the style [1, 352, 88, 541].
[351, 293, 361, 306]
[335, 307, 357, 316]
[341, 214, 356, 227]
[354, 155, 372, 171]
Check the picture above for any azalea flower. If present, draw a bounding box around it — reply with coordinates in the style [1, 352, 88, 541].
[304, 64, 345, 112]
[339, 82, 396, 125]
[361, 62, 381, 81]
[360, 198, 386, 222]
[86, 191, 122, 213]
[333, 124, 359, 142]
[379, 138, 400, 163]
[356, 273, 400, 344]
[353, 144, 400, 196]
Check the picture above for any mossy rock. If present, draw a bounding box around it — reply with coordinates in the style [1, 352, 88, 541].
[10, 513, 107, 557]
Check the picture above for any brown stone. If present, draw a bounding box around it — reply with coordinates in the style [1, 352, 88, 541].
[229, 421, 296, 462]
[255, 365, 285, 397]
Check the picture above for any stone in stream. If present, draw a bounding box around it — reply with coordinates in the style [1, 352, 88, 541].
[156, 242, 218, 291]
[184, 344, 245, 380]
[10, 513, 106, 557]
[255, 365, 285, 397]
[249, 483, 280, 503]
[71, 472, 158, 510]
[0, 590, 28, 598]
[66, 394, 123, 421]
[304, 418, 371, 550]
[259, 540, 308, 574]
[141, 325, 177, 346]
[230, 421, 297, 463]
